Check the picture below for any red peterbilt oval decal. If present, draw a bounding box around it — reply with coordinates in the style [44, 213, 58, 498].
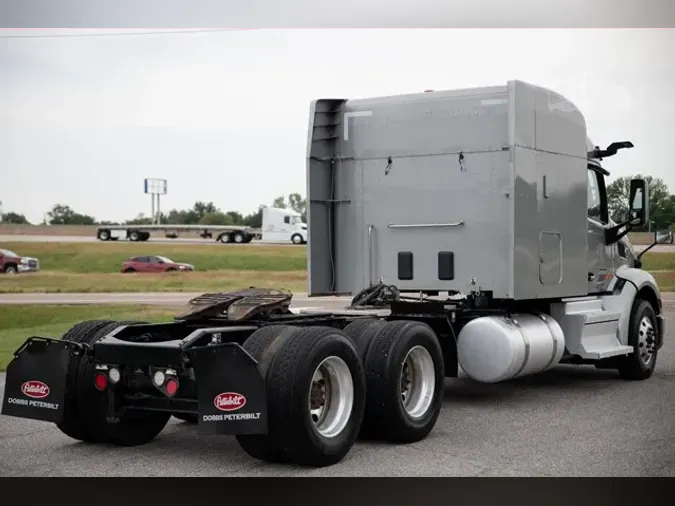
[21, 380, 50, 399]
[213, 392, 246, 412]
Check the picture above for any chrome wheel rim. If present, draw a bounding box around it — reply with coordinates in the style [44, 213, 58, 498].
[637, 315, 656, 366]
[400, 345, 435, 419]
[309, 356, 354, 438]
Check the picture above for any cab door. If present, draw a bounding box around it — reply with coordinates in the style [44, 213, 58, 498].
[586, 166, 615, 293]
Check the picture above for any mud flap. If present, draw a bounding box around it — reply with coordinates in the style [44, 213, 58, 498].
[187, 343, 268, 435]
[1, 337, 74, 424]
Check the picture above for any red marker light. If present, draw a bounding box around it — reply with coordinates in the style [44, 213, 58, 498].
[165, 378, 179, 396]
[94, 372, 108, 391]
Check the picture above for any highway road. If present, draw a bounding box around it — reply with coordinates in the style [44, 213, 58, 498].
[3, 234, 675, 253]
[2, 291, 675, 308]
[0, 305, 674, 476]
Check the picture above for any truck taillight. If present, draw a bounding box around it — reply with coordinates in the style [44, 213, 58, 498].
[94, 373, 108, 391]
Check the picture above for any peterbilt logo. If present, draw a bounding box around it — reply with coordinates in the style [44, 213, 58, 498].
[214, 392, 246, 412]
[21, 381, 50, 399]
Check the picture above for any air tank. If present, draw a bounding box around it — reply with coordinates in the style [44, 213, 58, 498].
[456, 313, 566, 383]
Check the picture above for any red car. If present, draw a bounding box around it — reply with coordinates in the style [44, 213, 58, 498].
[0, 248, 40, 274]
[120, 255, 194, 273]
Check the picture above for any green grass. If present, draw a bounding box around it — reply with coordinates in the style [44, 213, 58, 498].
[0, 241, 673, 294]
[0, 270, 307, 293]
[0, 242, 306, 273]
[639, 253, 675, 272]
[0, 305, 177, 371]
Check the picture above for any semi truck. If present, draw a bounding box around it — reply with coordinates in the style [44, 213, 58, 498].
[2, 80, 672, 468]
[260, 206, 307, 245]
[95, 206, 307, 244]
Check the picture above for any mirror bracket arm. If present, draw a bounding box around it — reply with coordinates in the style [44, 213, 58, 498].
[605, 220, 634, 245]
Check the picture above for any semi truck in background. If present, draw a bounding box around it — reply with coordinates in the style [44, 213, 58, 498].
[5, 80, 673, 469]
[260, 206, 307, 244]
[94, 206, 307, 245]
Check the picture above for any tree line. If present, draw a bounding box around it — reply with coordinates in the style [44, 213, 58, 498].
[0, 193, 307, 229]
[2, 175, 675, 231]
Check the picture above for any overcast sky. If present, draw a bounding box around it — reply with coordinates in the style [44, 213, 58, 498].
[0, 28, 673, 223]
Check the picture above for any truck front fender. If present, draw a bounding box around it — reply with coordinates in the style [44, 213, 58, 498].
[602, 266, 665, 350]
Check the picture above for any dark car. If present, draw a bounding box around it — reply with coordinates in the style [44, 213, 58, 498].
[120, 255, 194, 273]
[0, 248, 40, 274]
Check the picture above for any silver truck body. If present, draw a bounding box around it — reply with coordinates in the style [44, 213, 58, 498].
[307, 80, 593, 299]
[306, 79, 670, 367]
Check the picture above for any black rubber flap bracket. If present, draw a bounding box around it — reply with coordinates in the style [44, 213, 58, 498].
[187, 343, 268, 435]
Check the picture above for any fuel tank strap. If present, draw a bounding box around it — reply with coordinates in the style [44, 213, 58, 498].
[538, 314, 564, 370]
[508, 317, 531, 378]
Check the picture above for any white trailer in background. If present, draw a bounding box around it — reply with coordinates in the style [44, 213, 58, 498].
[95, 224, 261, 244]
[260, 207, 307, 244]
[94, 207, 307, 245]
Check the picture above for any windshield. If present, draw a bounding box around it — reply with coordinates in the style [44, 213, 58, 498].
[156, 256, 173, 263]
[0, 249, 18, 257]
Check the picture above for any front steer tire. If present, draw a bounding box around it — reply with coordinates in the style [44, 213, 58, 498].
[361, 320, 445, 443]
[73, 321, 171, 446]
[236, 325, 366, 467]
[616, 298, 660, 381]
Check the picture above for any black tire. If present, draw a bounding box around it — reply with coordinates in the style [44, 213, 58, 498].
[75, 321, 171, 446]
[97, 229, 111, 241]
[616, 299, 659, 381]
[264, 326, 366, 467]
[291, 234, 303, 245]
[4, 264, 18, 274]
[55, 320, 115, 442]
[218, 233, 231, 243]
[361, 320, 445, 443]
[232, 232, 245, 244]
[123, 268, 135, 273]
[140, 232, 150, 241]
[235, 325, 301, 463]
[128, 231, 141, 242]
[342, 318, 387, 361]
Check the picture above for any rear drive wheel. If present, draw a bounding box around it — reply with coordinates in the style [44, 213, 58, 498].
[237, 326, 366, 467]
[218, 233, 231, 243]
[342, 318, 387, 361]
[236, 325, 302, 463]
[75, 321, 172, 446]
[617, 299, 659, 381]
[232, 232, 245, 243]
[55, 320, 115, 442]
[128, 231, 141, 242]
[361, 320, 444, 443]
[97, 229, 111, 241]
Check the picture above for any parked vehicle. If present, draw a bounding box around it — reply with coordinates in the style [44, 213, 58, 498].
[120, 255, 194, 273]
[3, 80, 672, 469]
[0, 248, 40, 274]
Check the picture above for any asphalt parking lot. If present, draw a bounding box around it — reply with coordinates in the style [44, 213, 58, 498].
[1, 310, 673, 477]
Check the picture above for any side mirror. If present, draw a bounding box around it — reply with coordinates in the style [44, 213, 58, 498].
[628, 179, 649, 226]
[655, 229, 674, 245]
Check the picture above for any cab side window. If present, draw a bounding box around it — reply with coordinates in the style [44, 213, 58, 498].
[587, 168, 608, 224]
